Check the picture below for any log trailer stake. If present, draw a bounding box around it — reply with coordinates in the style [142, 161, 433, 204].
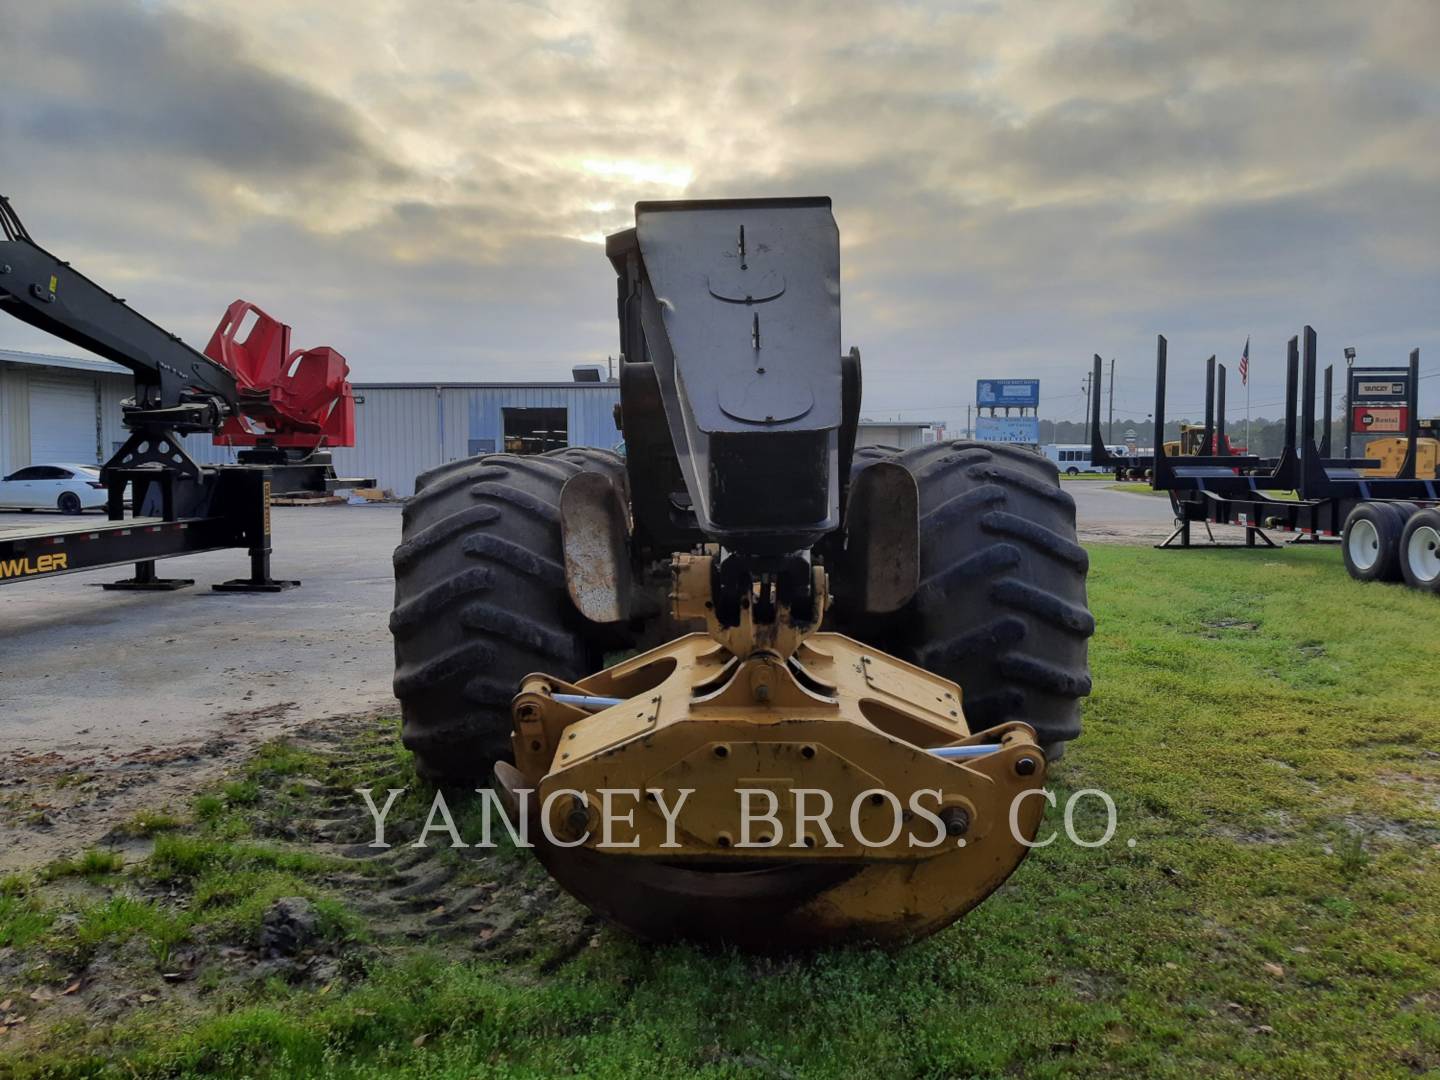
[1087, 328, 1439, 588]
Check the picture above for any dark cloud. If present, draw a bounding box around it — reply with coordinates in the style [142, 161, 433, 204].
[0, 0, 1435, 427]
[2, 0, 395, 182]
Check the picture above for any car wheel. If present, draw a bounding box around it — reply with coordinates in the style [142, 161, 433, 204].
[57, 492, 83, 515]
[1065, 466, 1079, 476]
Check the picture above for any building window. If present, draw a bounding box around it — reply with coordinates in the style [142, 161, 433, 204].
[502, 407, 567, 455]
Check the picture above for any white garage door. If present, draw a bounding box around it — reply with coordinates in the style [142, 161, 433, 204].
[29, 375, 99, 463]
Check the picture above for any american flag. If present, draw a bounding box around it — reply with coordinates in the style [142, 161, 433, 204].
[1238, 336, 1250, 386]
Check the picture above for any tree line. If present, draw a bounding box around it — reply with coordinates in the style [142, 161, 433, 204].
[1037, 418, 1351, 457]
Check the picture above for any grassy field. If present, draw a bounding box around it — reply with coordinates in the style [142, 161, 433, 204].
[1110, 481, 1165, 496]
[2, 546, 1439, 1077]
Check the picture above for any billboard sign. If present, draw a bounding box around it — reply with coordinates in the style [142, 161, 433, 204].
[975, 416, 1040, 444]
[976, 379, 1040, 409]
[1352, 405, 1409, 435]
[1348, 368, 1409, 404]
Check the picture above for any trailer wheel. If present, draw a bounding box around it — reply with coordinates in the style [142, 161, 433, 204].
[1399, 507, 1440, 594]
[1341, 502, 1408, 583]
[391, 449, 627, 784]
[840, 441, 1093, 756]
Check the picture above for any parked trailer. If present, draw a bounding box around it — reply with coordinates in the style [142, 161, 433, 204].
[0, 196, 371, 592]
[1088, 330, 1440, 593]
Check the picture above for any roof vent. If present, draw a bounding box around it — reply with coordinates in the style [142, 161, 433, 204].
[572, 365, 604, 383]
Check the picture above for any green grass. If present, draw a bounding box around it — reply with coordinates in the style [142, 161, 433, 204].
[114, 809, 185, 838]
[4, 545, 1440, 1077]
[1110, 481, 1165, 496]
[40, 848, 125, 881]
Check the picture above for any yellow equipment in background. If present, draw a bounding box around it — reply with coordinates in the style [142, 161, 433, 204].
[1162, 422, 1210, 457]
[1362, 436, 1439, 479]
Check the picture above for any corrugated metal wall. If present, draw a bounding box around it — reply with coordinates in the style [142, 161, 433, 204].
[0, 365, 23, 477]
[329, 387, 442, 497]
[331, 384, 621, 497]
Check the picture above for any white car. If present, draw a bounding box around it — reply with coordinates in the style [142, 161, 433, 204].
[0, 463, 111, 513]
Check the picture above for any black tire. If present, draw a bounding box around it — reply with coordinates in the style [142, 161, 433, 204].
[391, 448, 626, 783]
[1065, 466, 1079, 477]
[840, 441, 1093, 755]
[57, 492, 82, 514]
[1399, 507, 1440, 594]
[1341, 501, 1407, 583]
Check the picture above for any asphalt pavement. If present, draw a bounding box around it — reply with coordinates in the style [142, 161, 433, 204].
[0, 480, 1179, 757]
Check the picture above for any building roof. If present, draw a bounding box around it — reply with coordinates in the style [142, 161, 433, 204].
[351, 381, 620, 390]
[0, 347, 129, 377]
[856, 418, 940, 429]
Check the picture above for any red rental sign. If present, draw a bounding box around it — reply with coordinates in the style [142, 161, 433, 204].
[1351, 405, 1409, 434]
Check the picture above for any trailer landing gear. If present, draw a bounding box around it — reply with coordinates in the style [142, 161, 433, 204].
[101, 561, 194, 591]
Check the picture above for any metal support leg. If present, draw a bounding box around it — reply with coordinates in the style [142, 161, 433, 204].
[212, 470, 299, 592]
[102, 559, 194, 591]
[1158, 517, 1191, 549]
[212, 545, 300, 592]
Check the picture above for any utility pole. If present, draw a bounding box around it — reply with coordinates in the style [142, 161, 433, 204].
[1081, 371, 1092, 445]
[965, 404, 971, 439]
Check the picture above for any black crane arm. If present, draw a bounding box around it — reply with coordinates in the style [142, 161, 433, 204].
[0, 196, 239, 433]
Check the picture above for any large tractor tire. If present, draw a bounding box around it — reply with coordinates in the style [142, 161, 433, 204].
[391, 448, 626, 784]
[840, 441, 1093, 755]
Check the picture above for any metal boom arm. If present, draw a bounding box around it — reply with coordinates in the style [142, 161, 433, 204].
[0, 195, 239, 433]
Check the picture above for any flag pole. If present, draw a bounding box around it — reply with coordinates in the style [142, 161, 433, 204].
[1243, 335, 1251, 451]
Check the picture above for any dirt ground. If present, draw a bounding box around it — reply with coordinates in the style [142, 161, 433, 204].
[0, 481, 1177, 874]
[0, 505, 400, 870]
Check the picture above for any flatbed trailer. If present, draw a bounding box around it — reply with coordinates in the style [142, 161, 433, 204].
[1088, 329, 1440, 590]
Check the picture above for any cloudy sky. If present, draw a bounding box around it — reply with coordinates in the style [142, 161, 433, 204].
[2, 0, 1437, 427]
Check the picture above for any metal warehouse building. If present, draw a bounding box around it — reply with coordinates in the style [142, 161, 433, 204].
[2, 347, 940, 497]
[327, 386, 943, 497]
[329, 381, 625, 497]
[0, 348, 234, 476]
